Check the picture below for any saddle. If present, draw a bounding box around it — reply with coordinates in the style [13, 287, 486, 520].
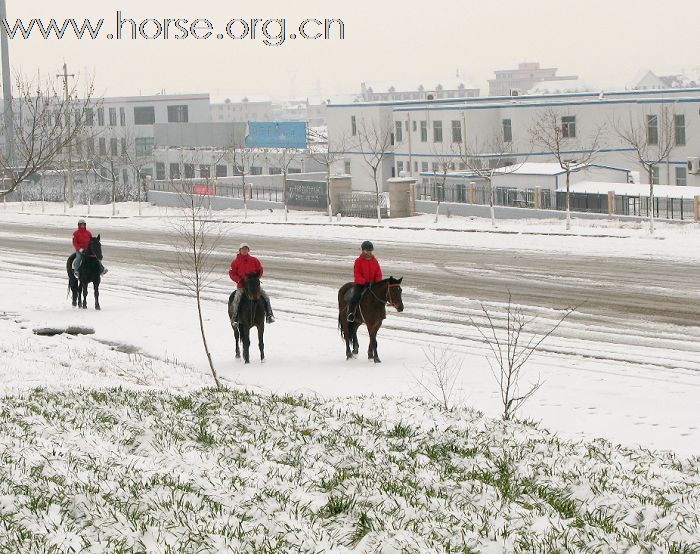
[343, 284, 369, 303]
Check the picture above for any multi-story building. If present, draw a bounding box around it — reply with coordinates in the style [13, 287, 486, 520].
[210, 98, 274, 122]
[488, 62, 579, 97]
[327, 87, 700, 192]
[361, 79, 479, 102]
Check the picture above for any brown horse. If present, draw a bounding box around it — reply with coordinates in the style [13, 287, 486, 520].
[337, 277, 404, 363]
[228, 272, 266, 363]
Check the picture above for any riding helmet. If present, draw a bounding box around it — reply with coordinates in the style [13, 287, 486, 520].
[239, 242, 250, 250]
[78, 218, 86, 226]
[361, 240, 374, 251]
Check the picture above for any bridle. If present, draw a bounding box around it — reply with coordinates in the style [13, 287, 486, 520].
[369, 281, 401, 308]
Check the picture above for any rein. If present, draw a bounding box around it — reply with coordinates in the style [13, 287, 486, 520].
[369, 282, 400, 308]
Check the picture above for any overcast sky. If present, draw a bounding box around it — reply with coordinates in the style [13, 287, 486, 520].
[4, 0, 700, 101]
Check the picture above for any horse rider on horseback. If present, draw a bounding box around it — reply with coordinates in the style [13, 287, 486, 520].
[72, 218, 107, 278]
[347, 240, 383, 322]
[228, 243, 275, 328]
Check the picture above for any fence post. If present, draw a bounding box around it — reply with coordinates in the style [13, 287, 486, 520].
[694, 195, 700, 221]
[533, 186, 542, 209]
[468, 181, 476, 204]
[608, 191, 615, 216]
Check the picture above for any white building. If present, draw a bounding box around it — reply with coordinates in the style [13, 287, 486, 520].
[488, 62, 579, 97]
[361, 79, 480, 102]
[211, 98, 274, 122]
[327, 87, 700, 192]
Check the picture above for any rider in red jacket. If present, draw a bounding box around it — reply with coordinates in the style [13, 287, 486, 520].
[228, 243, 275, 326]
[347, 240, 383, 322]
[72, 219, 107, 277]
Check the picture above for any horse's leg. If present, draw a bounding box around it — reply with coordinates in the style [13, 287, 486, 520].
[241, 326, 251, 364]
[351, 322, 359, 356]
[233, 327, 241, 359]
[80, 281, 88, 309]
[369, 323, 382, 363]
[94, 279, 100, 310]
[258, 323, 265, 363]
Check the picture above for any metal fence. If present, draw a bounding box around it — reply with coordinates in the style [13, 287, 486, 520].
[338, 192, 389, 218]
[418, 180, 694, 221]
[150, 179, 285, 202]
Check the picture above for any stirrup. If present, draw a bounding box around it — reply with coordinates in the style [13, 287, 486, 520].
[347, 312, 355, 323]
[101, 268, 108, 275]
[231, 320, 239, 329]
[73, 271, 80, 279]
[266, 314, 275, 324]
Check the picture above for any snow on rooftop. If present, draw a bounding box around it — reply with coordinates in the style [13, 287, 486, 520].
[495, 162, 585, 175]
[526, 79, 594, 95]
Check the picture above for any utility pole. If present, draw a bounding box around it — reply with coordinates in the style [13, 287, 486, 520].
[0, 0, 13, 176]
[57, 63, 75, 207]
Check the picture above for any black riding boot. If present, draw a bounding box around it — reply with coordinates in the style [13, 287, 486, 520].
[265, 299, 275, 324]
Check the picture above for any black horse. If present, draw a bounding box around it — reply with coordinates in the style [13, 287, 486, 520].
[67, 235, 103, 310]
[338, 277, 404, 363]
[228, 272, 266, 364]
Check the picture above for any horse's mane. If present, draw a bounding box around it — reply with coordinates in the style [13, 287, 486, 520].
[374, 276, 402, 286]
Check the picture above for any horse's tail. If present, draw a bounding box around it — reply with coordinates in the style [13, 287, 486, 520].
[338, 309, 347, 342]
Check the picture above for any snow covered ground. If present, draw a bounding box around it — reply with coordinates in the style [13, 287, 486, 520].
[0, 201, 699, 550]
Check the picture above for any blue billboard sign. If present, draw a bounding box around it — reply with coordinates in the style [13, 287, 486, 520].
[245, 121, 307, 149]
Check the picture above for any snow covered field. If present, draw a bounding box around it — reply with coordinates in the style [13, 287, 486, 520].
[0, 201, 699, 551]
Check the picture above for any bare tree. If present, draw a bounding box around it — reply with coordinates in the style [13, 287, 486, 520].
[612, 106, 677, 234]
[356, 115, 395, 223]
[413, 346, 464, 412]
[121, 129, 155, 216]
[468, 294, 575, 420]
[264, 146, 302, 222]
[429, 145, 456, 223]
[455, 131, 521, 227]
[0, 72, 94, 200]
[529, 108, 605, 230]
[224, 132, 258, 220]
[161, 175, 226, 389]
[308, 128, 348, 222]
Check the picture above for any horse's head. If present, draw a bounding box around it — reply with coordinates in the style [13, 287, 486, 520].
[87, 234, 103, 260]
[243, 271, 261, 300]
[387, 276, 404, 312]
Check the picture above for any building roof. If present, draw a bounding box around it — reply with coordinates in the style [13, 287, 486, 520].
[361, 77, 480, 94]
[492, 162, 628, 176]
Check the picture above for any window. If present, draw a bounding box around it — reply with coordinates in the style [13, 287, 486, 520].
[200, 165, 210, 178]
[184, 164, 195, 179]
[433, 120, 443, 142]
[351, 115, 357, 136]
[395, 121, 403, 142]
[109, 107, 117, 126]
[561, 116, 576, 138]
[134, 106, 155, 125]
[344, 160, 351, 174]
[675, 166, 687, 186]
[269, 167, 282, 175]
[421, 161, 428, 172]
[135, 137, 155, 156]
[674, 114, 686, 146]
[98, 137, 106, 155]
[414, 161, 418, 172]
[85, 108, 94, 126]
[156, 162, 166, 180]
[432, 162, 439, 173]
[120, 107, 126, 126]
[167, 105, 189, 123]
[121, 138, 127, 156]
[122, 168, 129, 184]
[97, 107, 105, 126]
[647, 115, 658, 145]
[169, 163, 181, 180]
[86, 138, 94, 156]
[420, 121, 427, 142]
[412, 120, 417, 132]
[250, 166, 263, 175]
[288, 167, 302, 174]
[651, 166, 659, 185]
[216, 164, 228, 177]
[110, 138, 118, 156]
[397, 161, 404, 174]
[503, 119, 512, 143]
[451, 120, 462, 143]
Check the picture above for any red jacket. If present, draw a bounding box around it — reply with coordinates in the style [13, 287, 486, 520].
[354, 255, 382, 285]
[229, 254, 263, 289]
[73, 228, 92, 251]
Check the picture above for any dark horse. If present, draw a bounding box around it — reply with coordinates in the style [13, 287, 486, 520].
[67, 235, 103, 310]
[228, 272, 266, 364]
[338, 276, 404, 363]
